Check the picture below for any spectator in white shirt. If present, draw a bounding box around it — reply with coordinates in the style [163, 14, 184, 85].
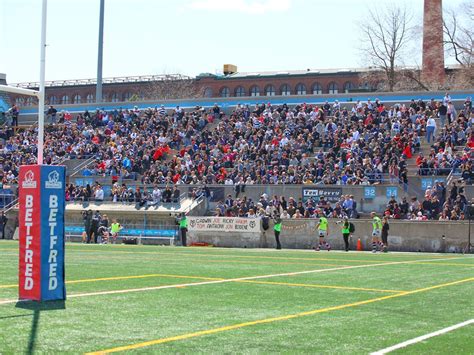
[94, 186, 104, 201]
[426, 116, 437, 143]
[152, 186, 162, 205]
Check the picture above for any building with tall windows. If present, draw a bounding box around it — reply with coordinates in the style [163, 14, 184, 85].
[6, 66, 385, 106]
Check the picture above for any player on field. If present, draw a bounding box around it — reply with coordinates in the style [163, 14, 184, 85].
[315, 216, 331, 251]
[370, 212, 383, 253]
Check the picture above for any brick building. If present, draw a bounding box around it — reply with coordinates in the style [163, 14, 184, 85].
[8, 67, 375, 107]
[195, 68, 370, 98]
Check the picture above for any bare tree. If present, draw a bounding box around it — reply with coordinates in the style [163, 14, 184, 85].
[144, 74, 203, 100]
[358, 4, 412, 91]
[443, 2, 474, 88]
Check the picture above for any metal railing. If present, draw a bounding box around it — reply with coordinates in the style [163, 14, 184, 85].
[2, 197, 19, 214]
[64, 222, 179, 244]
[69, 156, 98, 178]
[66, 190, 189, 206]
[12, 73, 193, 89]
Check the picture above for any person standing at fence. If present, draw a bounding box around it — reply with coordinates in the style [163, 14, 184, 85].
[339, 216, 351, 252]
[0, 211, 7, 239]
[83, 210, 93, 243]
[179, 213, 188, 247]
[315, 216, 331, 251]
[110, 219, 122, 244]
[273, 215, 282, 250]
[371, 212, 383, 253]
[381, 216, 389, 252]
[91, 211, 102, 244]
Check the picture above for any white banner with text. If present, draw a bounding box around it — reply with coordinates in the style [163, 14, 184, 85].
[188, 217, 260, 233]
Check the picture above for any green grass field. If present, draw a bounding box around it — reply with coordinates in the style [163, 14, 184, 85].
[0, 240, 473, 354]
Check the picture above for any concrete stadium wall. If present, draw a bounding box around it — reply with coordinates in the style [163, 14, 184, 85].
[189, 219, 471, 253]
[64, 181, 403, 213]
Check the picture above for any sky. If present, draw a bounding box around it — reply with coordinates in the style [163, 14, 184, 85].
[0, 0, 467, 84]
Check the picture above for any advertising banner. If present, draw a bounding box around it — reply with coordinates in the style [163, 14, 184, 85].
[188, 217, 260, 233]
[18, 166, 42, 301]
[302, 187, 342, 202]
[18, 165, 66, 301]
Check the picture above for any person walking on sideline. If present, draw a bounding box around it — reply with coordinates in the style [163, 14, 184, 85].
[371, 212, 383, 253]
[179, 213, 188, 246]
[315, 216, 331, 251]
[381, 216, 389, 252]
[273, 215, 282, 250]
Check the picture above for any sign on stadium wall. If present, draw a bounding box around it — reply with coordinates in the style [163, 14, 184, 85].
[188, 217, 260, 233]
[302, 187, 342, 202]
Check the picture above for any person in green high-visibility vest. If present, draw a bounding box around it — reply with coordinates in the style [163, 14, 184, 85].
[315, 216, 331, 251]
[110, 219, 122, 244]
[338, 216, 351, 252]
[179, 213, 188, 247]
[273, 216, 282, 250]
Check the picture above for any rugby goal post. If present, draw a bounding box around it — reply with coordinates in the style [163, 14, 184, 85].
[1, 0, 66, 302]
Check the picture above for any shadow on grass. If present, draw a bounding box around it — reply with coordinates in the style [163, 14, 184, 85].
[15, 300, 66, 354]
[0, 313, 34, 320]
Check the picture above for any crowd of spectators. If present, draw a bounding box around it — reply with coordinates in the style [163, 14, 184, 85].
[212, 193, 358, 220]
[415, 95, 474, 178]
[0, 104, 220, 185]
[0, 95, 473, 192]
[383, 180, 470, 221]
[209, 178, 468, 222]
[65, 182, 182, 207]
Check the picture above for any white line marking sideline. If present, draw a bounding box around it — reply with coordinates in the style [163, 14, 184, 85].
[0, 256, 468, 306]
[371, 319, 474, 354]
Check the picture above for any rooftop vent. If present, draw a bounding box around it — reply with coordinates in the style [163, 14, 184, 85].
[223, 64, 237, 75]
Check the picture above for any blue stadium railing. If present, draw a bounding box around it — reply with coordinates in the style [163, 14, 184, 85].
[16, 90, 474, 115]
[65, 225, 177, 238]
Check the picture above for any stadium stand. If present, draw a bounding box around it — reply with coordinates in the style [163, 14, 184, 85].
[1, 95, 473, 223]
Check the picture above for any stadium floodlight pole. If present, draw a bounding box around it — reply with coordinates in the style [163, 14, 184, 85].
[96, 0, 105, 103]
[37, 0, 48, 165]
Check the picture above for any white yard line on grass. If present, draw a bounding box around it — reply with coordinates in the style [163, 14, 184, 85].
[0, 256, 468, 306]
[371, 319, 474, 354]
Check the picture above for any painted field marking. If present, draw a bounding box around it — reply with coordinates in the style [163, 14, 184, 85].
[63, 247, 471, 263]
[0, 273, 221, 290]
[0, 256, 465, 305]
[0, 284, 17, 289]
[54, 252, 474, 269]
[413, 262, 474, 267]
[371, 319, 474, 354]
[87, 277, 474, 354]
[63, 253, 474, 269]
[65, 244, 470, 258]
[189, 259, 345, 267]
[23, 252, 352, 269]
[66, 273, 220, 284]
[64, 248, 394, 263]
[237, 280, 401, 293]
[0, 273, 402, 294]
[1, 241, 471, 259]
